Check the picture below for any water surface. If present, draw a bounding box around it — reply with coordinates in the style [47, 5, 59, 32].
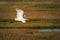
[36, 29, 60, 32]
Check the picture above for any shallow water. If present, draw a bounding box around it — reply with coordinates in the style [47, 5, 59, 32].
[36, 29, 60, 32]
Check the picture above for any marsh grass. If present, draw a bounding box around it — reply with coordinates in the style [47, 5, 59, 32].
[0, 29, 60, 40]
[0, 18, 60, 29]
[0, 0, 60, 2]
[0, 0, 54, 2]
[32, 4, 60, 8]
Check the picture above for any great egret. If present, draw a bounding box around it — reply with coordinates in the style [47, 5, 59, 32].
[15, 8, 27, 23]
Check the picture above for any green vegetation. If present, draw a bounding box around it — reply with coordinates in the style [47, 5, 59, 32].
[0, 18, 60, 29]
[0, 3, 60, 8]
[0, 0, 60, 2]
[32, 4, 60, 8]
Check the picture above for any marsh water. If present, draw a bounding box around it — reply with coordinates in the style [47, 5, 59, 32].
[36, 29, 60, 32]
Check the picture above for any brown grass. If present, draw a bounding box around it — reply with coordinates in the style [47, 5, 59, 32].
[0, 29, 60, 40]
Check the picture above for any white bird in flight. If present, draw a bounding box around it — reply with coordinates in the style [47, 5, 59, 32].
[15, 8, 27, 23]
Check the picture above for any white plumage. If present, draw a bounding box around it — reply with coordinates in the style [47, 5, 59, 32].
[15, 8, 27, 23]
